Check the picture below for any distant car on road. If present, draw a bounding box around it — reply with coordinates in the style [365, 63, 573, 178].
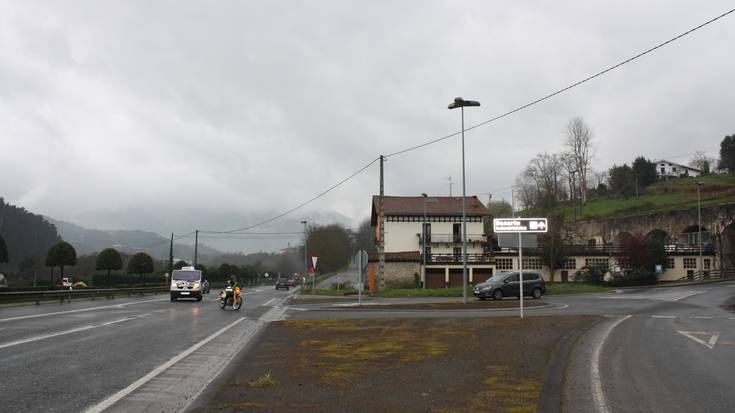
[275, 276, 290, 290]
[61, 277, 73, 289]
[473, 272, 545, 300]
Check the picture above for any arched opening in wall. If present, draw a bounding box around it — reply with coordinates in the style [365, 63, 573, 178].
[613, 232, 633, 247]
[721, 224, 735, 270]
[678, 225, 711, 249]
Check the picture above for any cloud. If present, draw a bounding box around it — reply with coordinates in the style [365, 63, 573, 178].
[1, 1, 734, 250]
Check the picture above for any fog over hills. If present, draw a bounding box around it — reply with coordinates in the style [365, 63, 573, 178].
[48, 208, 357, 257]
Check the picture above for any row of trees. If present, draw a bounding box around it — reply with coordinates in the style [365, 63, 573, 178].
[515, 117, 595, 211]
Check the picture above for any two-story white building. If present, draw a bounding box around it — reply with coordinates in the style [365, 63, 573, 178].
[656, 159, 701, 179]
[370, 195, 492, 288]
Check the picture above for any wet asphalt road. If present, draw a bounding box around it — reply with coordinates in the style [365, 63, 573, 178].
[0, 285, 295, 413]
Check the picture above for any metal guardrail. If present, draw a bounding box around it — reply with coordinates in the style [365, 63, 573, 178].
[0, 287, 168, 305]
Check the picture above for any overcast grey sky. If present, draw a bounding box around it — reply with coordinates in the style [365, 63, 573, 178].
[2, 1, 734, 250]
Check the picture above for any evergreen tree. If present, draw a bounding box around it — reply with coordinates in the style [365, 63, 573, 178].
[719, 134, 735, 173]
[127, 252, 154, 277]
[0, 235, 8, 263]
[45, 241, 77, 284]
[96, 248, 123, 288]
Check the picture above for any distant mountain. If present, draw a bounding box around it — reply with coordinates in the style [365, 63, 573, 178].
[66, 208, 356, 254]
[46, 218, 223, 261]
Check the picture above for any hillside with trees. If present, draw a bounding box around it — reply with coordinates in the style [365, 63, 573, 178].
[0, 198, 61, 268]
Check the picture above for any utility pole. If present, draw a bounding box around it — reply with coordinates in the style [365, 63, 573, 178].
[445, 176, 453, 196]
[193, 230, 199, 267]
[379, 155, 386, 290]
[168, 233, 174, 278]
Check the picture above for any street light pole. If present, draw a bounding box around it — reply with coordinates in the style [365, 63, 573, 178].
[422, 193, 428, 289]
[448, 97, 480, 304]
[697, 182, 704, 276]
[301, 220, 309, 293]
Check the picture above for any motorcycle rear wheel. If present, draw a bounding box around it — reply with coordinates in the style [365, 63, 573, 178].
[233, 296, 243, 311]
[219, 299, 226, 309]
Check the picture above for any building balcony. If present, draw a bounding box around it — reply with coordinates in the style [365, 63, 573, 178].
[418, 233, 488, 245]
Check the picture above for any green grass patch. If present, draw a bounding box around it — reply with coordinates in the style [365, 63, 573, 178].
[379, 287, 464, 297]
[526, 175, 735, 222]
[545, 283, 611, 295]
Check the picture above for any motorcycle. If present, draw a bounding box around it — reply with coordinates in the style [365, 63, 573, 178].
[220, 285, 243, 310]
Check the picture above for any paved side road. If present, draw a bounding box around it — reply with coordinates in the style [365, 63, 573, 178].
[0, 287, 295, 413]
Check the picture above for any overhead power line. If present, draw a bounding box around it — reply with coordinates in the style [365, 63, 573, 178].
[207, 156, 381, 234]
[385, 7, 735, 158]
[180, 7, 733, 239]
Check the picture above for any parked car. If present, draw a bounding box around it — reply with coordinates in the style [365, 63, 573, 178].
[287, 278, 297, 287]
[472, 272, 545, 300]
[275, 276, 290, 290]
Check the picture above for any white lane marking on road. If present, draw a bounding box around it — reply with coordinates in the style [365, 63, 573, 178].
[690, 316, 714, 319]
[262, 298, 276, 307]
[288, 307, 308, 311]
[651, 315, 676, 318]
[0, 298, 166, 323]
[0, 313, 151, 350]
[676, 331, 720, 349]
[84, 317, 246, 413]
[672, 291, 706, 301]
[591, 314, 632, 413]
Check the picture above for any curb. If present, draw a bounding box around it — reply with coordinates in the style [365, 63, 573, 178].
[537, 317, 605, 413]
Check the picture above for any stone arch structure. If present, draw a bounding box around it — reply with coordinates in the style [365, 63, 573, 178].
[565, 203, 735, 269]
[720, 223, 735, 269]
[645, 229, 669, 244]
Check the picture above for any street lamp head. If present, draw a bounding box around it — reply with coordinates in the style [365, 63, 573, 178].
[300, 220, 307, 224]
[448, 97, 481, 109]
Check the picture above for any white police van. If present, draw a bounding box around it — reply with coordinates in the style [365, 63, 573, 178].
[170, 266, 203, 301]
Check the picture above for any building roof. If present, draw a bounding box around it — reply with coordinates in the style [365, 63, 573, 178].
[371, 195, 489, 225]
[655, 159, 702, 173]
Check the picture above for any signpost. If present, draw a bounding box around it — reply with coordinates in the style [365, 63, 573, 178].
[310, 256, 318, 297]
[493, 218, 548, 319]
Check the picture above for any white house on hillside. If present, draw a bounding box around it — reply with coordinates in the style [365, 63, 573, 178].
[656, 159, 701, 179]
[370, 195, 492, 288]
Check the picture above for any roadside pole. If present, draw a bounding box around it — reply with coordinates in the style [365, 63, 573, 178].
[358, 251, 362, 306]
[518, 233, 524, 319]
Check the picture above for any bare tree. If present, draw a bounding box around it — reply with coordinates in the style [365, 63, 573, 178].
[689, 151, 716, 175]
[565, 117, 593, 205]
[516, 152, 567, 210]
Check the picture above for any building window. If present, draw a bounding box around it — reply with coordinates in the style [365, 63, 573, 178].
[683, 258, 697, 269]
[585, 258, 610, 270]
[522, 258, 542, 270]
[667, 257, 675, 269]
[496, 258, 513, 270]
[453, 247, 461, 258]
[562, 259, 577, 270]
[704, 259, 711, 270]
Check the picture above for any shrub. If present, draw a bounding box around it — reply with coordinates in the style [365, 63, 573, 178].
[574, 266, 606, 284]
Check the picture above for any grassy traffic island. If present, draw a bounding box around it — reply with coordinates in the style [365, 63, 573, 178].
[194, 316, 599, 413]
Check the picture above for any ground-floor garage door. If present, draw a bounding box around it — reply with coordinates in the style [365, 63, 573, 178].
[472, 268, 493, 285]
[425, 268, 445, 289]
[448, 269, 463, 288]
